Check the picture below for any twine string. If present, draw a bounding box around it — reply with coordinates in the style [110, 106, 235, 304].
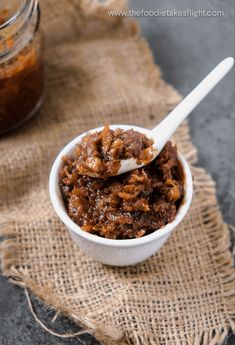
[24, 289, 90, 341]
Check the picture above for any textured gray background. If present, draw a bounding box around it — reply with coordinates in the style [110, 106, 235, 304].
[0, 0, 234, 344]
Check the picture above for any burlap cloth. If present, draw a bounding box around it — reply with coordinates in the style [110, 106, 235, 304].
[0, 1, 234, 344]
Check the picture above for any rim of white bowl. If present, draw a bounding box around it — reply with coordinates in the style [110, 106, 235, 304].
[49, 125, 193, 248]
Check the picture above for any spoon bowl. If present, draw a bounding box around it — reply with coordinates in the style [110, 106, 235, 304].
[49, 124, 193, 266]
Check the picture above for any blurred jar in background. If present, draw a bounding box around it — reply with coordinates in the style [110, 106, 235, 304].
[0, 0, 43, 135]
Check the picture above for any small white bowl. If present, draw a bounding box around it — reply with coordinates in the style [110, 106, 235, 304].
[49, 125, 193, 266]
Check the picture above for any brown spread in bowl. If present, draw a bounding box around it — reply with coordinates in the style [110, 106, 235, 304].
[59, 134, 184, 240]
[74, 125, 154, 178]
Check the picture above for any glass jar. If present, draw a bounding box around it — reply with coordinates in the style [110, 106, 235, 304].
[0, 0, 43, 134]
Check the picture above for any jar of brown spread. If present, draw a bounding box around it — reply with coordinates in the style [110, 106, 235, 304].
[0, 0, 43, 134]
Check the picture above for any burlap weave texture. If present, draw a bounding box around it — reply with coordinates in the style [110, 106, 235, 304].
[0, 1, 234, 344]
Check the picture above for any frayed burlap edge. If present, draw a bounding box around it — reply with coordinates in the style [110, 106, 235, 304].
[0, 122, 234, 345]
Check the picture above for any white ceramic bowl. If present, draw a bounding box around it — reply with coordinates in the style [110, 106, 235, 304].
[49, 125, 193, 266]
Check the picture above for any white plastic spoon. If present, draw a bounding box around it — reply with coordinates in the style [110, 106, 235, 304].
[117, 57, 234, 175]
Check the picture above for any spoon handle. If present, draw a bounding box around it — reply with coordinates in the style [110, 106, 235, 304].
[151, 57, 234, 150]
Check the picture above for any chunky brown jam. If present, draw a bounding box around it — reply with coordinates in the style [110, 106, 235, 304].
[74, 125, 154, 178]
[0, 9, 43, 134]
[0, 9, 9, 25]
[59, 141, 184, 239]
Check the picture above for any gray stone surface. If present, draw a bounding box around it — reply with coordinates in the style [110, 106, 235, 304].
[0, 0, 234, 344]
